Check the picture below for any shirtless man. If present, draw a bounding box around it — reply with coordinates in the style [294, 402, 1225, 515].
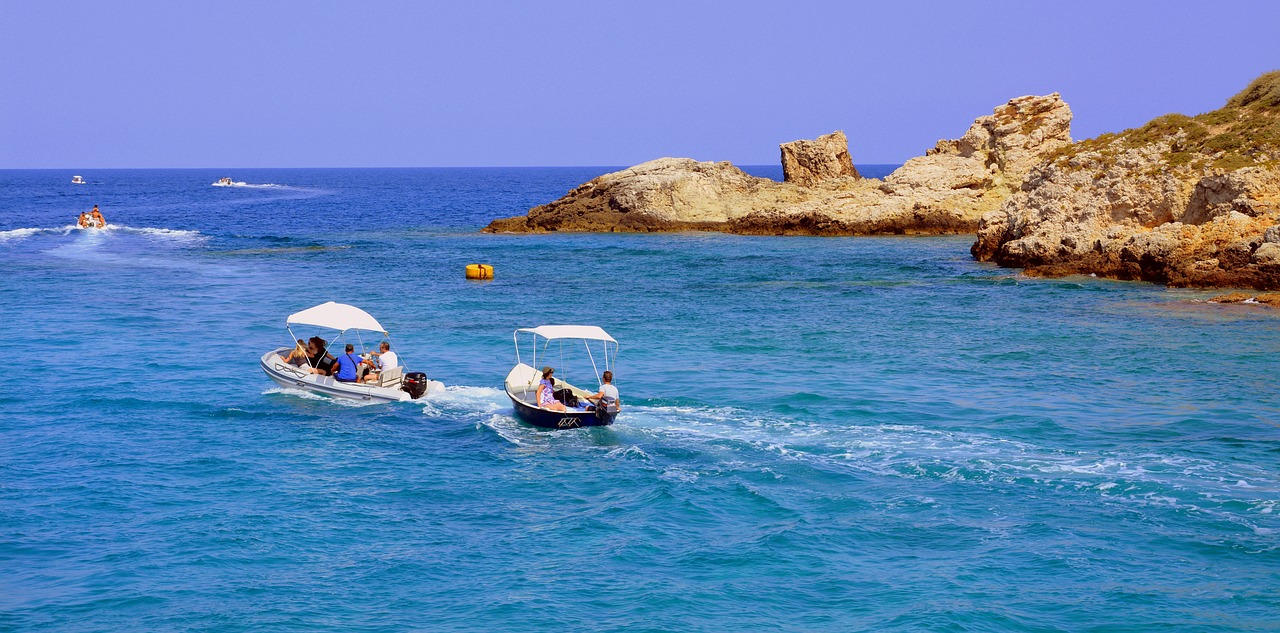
[77, 211, 91, 228]
[90, 205, 106, 228]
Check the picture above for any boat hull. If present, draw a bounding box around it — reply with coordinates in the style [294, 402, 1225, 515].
[508, 393, 617, 429]
[260, 349, 422, 404]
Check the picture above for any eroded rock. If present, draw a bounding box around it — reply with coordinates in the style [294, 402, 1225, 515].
[973, 72, 1280, 290]
[780, 131, 859, 186]
[486, 94, 1074, 236]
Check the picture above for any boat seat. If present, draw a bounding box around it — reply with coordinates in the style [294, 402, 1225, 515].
[378, 366, 404, 389]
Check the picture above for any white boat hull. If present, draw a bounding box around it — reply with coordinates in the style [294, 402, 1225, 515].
[260, 349, 441, 404]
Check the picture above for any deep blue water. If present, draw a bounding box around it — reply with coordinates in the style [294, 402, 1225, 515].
[2, 166, 1278, 632]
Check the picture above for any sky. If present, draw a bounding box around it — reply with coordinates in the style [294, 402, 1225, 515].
[2, 1, 1278, 168]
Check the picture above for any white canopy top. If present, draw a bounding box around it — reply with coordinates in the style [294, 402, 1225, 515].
[516, 325, 616, 343]
[287, 302, 387, 333]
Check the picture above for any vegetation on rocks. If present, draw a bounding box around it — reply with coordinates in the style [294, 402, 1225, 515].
[1049, 70, 1280, 172]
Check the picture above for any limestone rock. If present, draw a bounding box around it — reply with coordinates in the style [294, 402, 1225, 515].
[1254, 242, 1280, 265]
[780, 131, 859, 186]
[922, 93, 1072, 184]
[972, 71, 1280, 290]
[486, 94, 1073, 236]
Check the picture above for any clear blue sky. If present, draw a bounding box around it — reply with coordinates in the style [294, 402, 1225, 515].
[2, 1, 1277, 168]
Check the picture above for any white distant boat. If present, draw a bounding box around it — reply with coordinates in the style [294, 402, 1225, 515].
[212, 177, 237, 187]
[260, 301, 444, 404]
[71, 175, 85, 184]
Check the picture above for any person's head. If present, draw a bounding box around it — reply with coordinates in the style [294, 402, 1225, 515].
[345, 343, 354, 353]
[541, 366, 554, 379]
[380, 341, 390, 352]
[92, 205, 98, 210]
[602, 370, 613, 383]
[310, 336, 325, 352]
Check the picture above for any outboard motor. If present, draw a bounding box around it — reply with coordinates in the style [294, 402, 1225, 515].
[402, 372, 429, 399]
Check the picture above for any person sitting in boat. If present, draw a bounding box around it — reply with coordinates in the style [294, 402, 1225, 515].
[90, 205, 106, 228]
[332, 343, 371, 383]
[77, 211, 91, 228]
[279, 339, 309, 367]
[584, 371, 620, 410]
[361, 341, 399, 384]
[537, 366, 567, 412]
[307, 337, 336, 375]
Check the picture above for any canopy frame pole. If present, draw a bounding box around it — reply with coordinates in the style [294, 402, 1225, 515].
[286, 323, 318, 370]
[320, 329, 343, 366]
[585, 339, 601, 388]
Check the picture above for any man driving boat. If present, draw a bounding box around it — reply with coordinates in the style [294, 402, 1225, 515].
[584, 371, 620, 410]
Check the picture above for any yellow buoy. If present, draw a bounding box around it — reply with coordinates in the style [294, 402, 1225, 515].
[466, 264, 494, 280]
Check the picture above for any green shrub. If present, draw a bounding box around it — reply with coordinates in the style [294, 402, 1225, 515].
[1225, 70, 1280, 109]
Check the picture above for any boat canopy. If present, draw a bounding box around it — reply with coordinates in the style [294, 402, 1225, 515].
[516, 325, 616, 343]
[287, 301, 387, 333]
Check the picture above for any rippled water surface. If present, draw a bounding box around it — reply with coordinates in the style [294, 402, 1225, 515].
[2, 167, 1278, 631]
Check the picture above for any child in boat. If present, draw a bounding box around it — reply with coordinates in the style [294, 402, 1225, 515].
[279, 340, 309, 366]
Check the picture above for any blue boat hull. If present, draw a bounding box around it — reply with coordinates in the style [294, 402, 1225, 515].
[508, 392, 617, 429]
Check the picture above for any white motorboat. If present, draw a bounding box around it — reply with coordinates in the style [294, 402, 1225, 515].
[504, 325, 620, 429]
[71, 175, 85, 184]
[212, 177, 239, 187]
[261, 301, 443, 404]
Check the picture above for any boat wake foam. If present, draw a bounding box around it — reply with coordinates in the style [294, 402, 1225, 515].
[420, 387, 1277, 535]
[0, 224, 205, 245]
[0, 225, 75, 243]
[619, 403, 1279, 536]
[261, 387, 381, 407]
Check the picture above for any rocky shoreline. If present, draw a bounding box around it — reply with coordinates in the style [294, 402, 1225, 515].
[487, 72, 1280, 290]
[973, 71, 1280, 290]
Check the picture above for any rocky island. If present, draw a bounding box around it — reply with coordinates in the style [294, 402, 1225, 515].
[488, 71, 1280, 290]
[485, 94, 1074, 235]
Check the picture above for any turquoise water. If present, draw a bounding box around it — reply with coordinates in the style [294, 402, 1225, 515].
[2, 167, 1278, 631]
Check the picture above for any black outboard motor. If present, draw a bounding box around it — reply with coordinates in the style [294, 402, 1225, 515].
[402, 372, 429, 399]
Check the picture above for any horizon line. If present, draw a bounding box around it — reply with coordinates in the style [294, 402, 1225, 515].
[0, 162, 906, 171]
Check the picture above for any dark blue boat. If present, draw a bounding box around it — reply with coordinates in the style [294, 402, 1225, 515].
[504, 326, 620, 430]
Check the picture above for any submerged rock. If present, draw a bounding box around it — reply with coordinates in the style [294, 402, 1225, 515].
[485, 94, 1074, 235]
[1209, 292, 1280, 305]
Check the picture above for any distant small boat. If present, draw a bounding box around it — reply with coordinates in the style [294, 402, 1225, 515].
[504, 325, 620, 429]
[212, 177, 239, 187]
[71, 175, 85, 184]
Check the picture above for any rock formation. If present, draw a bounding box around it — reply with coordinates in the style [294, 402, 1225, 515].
[485, 94, 1074, 235]
[780, 131, 859, 186]
[973, 71, 1280, 289]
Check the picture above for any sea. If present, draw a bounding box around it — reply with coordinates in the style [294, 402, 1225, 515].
[1, 166, 1278, 632]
